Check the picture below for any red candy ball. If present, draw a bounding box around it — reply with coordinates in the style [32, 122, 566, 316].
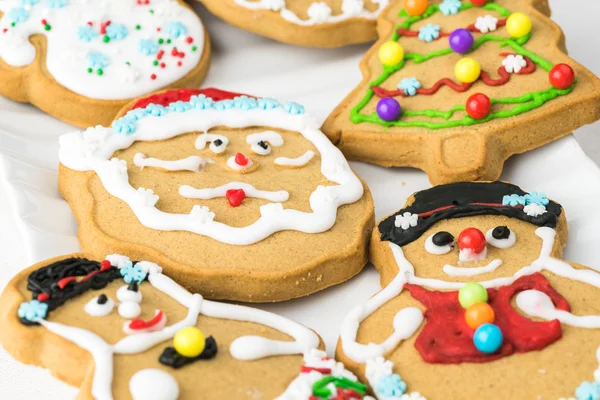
[458, 228, 486, 253]
[470, 0, 488, 5]
[549, 63, 575, 89]
[466, 93, 491, 120]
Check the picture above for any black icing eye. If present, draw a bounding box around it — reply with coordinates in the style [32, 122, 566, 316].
[257, 140, 268, 150]
[492, 226, 510, 240]
[432, 231, 454, 247]
[128, 280, 139, 292]
[213, 139, 223, 147]
[97, 294, 108, 305]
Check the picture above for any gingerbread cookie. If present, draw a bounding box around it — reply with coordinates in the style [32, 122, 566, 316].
[0, 253, 374, 399]
[336, 181, 600, 399]
[0, 0, 210, 128]
[322, 0, 600, 184]
[197, 0, 390, 48]
[58, 88, 374, 302]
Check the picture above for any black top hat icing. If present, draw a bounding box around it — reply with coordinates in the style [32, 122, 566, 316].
[379, 181, 562, 247]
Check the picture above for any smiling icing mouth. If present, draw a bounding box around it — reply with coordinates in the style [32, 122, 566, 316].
[443, 259, 503, 277]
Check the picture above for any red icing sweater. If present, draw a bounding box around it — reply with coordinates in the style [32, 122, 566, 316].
[404, 273, 570, 364]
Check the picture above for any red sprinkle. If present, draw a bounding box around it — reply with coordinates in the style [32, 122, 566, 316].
[157, 49, 165, 60]
[41, 19, 47, 25]
[178, 51, 185, 58]
[37, 293, 50, 302]
[177, 61, 182, 67]
[160, 62, 166, 68]
[234, 152, 249, 166]
[2, 28, 7, 33]
[87, 21, 93, 26]
[156, 27, 161, 32]
[186, 36, 193, 44]
[171, 48, 178, 56]
[150, 74, 157, 80]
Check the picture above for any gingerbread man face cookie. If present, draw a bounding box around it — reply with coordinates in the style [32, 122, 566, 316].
[338, 181, 600, 399]
[0, 253, 372, 400]
[197, 0, 389, 48]
[0, 0, 210, 127]
[58, 88, 374, 302]
[322, 0, 600, 184]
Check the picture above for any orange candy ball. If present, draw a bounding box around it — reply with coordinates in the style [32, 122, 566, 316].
[405, 0, 429, 16]
[465, 302, 495, 329]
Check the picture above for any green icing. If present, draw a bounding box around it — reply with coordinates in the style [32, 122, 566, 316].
[350, 1, 571, 130]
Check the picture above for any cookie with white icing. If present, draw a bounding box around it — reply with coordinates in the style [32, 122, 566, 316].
[0, 0, 210, 128]
[58, 88, 374, 302]
[338, 181, 600, 399]
[197, 0, 389, 48]
[0, 254, 378, 399]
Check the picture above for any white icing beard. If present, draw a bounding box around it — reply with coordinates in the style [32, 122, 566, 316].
[59, 107, 364, 246]
[0, 0, 205, 100]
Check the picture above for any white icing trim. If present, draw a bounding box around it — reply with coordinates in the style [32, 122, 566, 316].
[133, 153, 205, 173]
[275, 150, 315, 167]
[118, 302, 141, 319]
[59, 107, 363, 246]
[233, 0, 390, 26]
[517, 290, 600, 328]
[129, 369, 179, 400]
[179, 182, 289, 203]
[458, 246, 487, 262]
[116, 285, 142, 303]
[246, 130, 284, 155]
[442, 259, 503, 277]
[485, 228, 516, 249]
[195, 133, 228, 154]
[84, 296, 115, 317]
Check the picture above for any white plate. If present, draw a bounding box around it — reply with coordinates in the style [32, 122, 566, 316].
[1, 2, 600, 399]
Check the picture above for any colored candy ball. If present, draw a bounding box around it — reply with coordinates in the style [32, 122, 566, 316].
[466, 93, 492, 120]
[379, 41, 405, 67]
[465, 302, 495, 329]
[549, 63, 575, 89]
[470, 0, 488, 5]
[506, 12, 532, 38]
[404, 0, 429, 16]
[449, 29, 474, 54]
[473, 323, 503, 353]
[455, 58, 481, 83]
[376, 98, 402, 121]
[173, 327, 205, 358]
[459, 282, 488, 309]
[458, 227, 486, 253]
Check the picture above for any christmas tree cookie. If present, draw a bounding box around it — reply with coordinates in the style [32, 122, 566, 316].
[0, 0, 210, 127]
[197, 0, 390, 48]
[323, 0, 600, 184]
[338, 181, 600, 399]
[58, 88, 374, 302]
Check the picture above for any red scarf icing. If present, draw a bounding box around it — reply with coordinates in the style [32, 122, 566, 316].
[404, 273, 570, 364]
[130, 88, 250, 110]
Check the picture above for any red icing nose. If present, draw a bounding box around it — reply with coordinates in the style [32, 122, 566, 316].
[235, 152, 249, 166]
[458, 228, 486, 253]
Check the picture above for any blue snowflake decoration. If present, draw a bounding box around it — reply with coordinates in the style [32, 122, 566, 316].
[524, 191, 549, 206]
[258, 98, 280, 110]
[502, 194, 526, 207]
[139, 39, 160, 56]
[376, 374, 407, 398]
[283, 101, 305, 115]
[46, 0, 68, 8]
[125, 108, 149, 121]
[18, 300, 48, 323]
[439, 0, 462, 15]
[167, 21, 188, 38]
[189, 94, 213, 110]
[88, 52, 110, 69]
[112, 116, 137, 135]
[418, 23, 440, 42]
[120, 261, 148, 284]
[77, 25, 98, 42]
[576, 381, 600, 400]
[20, 0, 40, 6]
[397, 77, 422, 96]
[106, 23, 128, 40]
[8, 8, 29, 24]
[213, 99, 235, 111]
[145, 104, 168, 117]
[233, 96, 258, 110]
[168, 101, 192, 113]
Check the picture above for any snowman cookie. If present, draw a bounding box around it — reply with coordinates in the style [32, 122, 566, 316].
[0, 253, 375, 399]
[337, 181, 600, 399]
[0, 0, 210, 127]
[197, 0, 390, 48]
[58, 88, 374, 302]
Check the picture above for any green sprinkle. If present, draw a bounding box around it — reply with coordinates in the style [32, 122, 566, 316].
[11, 22, 15, 27]
[191, 45, 197, 52]
[135, 24, 141, 30]
[158, 38, 164, 44]
[87, 67, 93, 73]
[44, 24, 51, 31]
[149, 9, 154, 14]
[126, 61, 131, 66]
[153, 60, 158, 66]
[97, 69, 103, 76]
[103, 35, 110, 43]
[166, 39, 171, 44]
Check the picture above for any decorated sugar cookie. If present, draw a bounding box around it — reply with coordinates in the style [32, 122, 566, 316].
[337, 181, 600, 399]
[0, 0, 210, 127]
[197, 0, 390, 48]
[58, 88, 374, 302]
[0, 253, 373, 399]
[322, 0, 600, 184]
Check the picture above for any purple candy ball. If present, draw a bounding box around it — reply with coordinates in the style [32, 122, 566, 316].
[449, 28, 474, 54]
[376, 98, 402, 121]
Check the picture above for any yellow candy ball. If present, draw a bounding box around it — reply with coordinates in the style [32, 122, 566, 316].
[379, 41, 405, 66]
[455, 58, 481, 83]
[506, 12, 532, 38]
[173, 327, 205, 358]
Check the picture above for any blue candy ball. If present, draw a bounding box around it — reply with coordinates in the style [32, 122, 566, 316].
[473, 323, 503, 353]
